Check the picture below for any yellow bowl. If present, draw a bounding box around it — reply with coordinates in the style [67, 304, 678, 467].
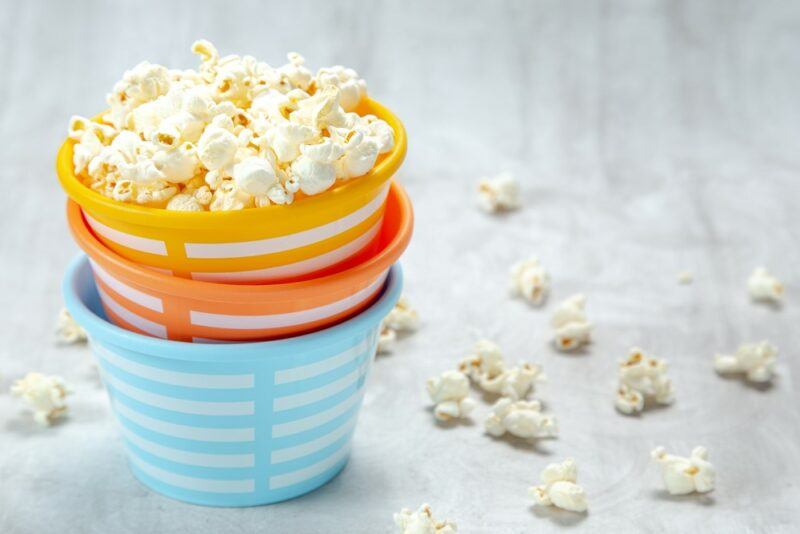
[56, 98, 407, 283]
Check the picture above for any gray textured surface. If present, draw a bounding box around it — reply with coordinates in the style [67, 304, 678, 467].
[1, 0, 799, 532]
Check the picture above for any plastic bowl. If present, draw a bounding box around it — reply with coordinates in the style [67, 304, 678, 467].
[63, 254, 401, 506]
[67, 182, 412, 342]
[56, 99, 407, 283]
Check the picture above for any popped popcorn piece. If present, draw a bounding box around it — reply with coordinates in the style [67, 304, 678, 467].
[426, 371, 476, 422]
[458, 339, 544, 399]
[615, 347, 674, 415]
[377, 296, 419, 354]
[70, 41, 393, 210]
[10, 373, 73, 426]
[509, 257, 549, 306]
[56, 308, 87, 344]
[551, 294, 592, 352]
[528, 458, 588, 513]
[677, 271, 693, 284]
[748, 267, 784, 304]
[651, 446, 715, 495]
[485, 398, 558, 440]
[477, 172, 520, 213]
[394, 504, 457, 534]
[714, 341, 777, 383]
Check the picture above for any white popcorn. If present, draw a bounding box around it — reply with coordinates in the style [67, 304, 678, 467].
[477, 172, 520, 213]
[551, 294, 592, 352]
[615, 347, 674, 415]
[651, 446, 715, 495]
[714, 341, 777, 383]
[528, 458, 588, 513]
[166, 193, 204, 212]
[72, 41, 393, 210]
[377, 297, 419, 355]
[485, 398, 558, 440]
[458, 339, 505, 382]
[233, 156, 278, 196]
[748, 267, 784, 303]
[394, 504, 457, 534]
[10, 373, 73, 426]
[56, 308, 87, 344]
[458, 339, 544, 400]
[677, 271, 694, 284]
[426, 371, 476, 422]
[509, 257, 549, 306]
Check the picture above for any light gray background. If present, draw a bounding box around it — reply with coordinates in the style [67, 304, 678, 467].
[1, 0, 798, 532]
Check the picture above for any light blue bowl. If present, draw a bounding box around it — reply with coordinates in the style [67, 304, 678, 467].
[63, 254, 402, 507]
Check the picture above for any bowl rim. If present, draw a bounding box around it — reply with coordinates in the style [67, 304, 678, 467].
[63, 254, 403, 361]
[67, 181, 413, 301]
[56, 98, 407, 229]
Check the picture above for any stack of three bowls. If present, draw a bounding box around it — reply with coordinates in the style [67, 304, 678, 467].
[57, 99, 411, 506]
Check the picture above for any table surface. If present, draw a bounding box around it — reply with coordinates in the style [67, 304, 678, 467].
[1, 1, 799, 532]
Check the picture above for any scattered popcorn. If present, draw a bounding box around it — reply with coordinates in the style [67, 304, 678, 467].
[677, 271, 693, 284]
[458, 339, 545, 400]
[426, 371, 476, 422]
[551, 294, 592, 352]
[485, 398, 558, 440]
[509, 257, 549, 306]
[56, 308, 87, 344]
[714, 341, 777, 383]
[377, 296, 419, 354]
[394, 504, 457, 534]
[477, 172, 520, 213]
[651, 446, 715, 495]
[615, 347, 674, 415]
[69, 41, 394, 210]
[748, 267, 784, 304]
[10, 373, 73, 426]
[528, 458, 588, 513]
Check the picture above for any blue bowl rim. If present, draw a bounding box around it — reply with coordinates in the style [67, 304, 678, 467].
[62, 254, 403, 362]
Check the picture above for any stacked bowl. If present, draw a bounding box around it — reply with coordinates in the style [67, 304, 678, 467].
[57, 99, 411, 506]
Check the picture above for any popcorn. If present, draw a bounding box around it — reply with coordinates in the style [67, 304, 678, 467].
[70, 41, 391, 210]
[377, 296, 419, 354]
[651, 446, 715, 495]
[615, 347, 674, 415]
[56, 308, 87, 344]
[528, 458, 588, 513]
[426, 371, 476, 422]
[394, 504, 457, 534]
[477, 172, 520, 213]
[509, 257, 549, 306]
[10, 373, 73, 426]
[714, 341, 777, 383]
[748, 267, 784, 303]
[458, 339, 544, 399]
[485, 398, 558, 440]
[551, 294, 592, 352]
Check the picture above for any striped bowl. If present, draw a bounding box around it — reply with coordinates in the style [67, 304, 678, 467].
[63, 254, 402, 507]
[67, 182, 412, 342]
[56, 99, 406, 283]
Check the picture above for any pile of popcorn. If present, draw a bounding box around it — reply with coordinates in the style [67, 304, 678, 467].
[68, 40, 395, 211]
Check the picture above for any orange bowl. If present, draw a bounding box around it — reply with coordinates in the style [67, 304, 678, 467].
[67, 182, 413, 342]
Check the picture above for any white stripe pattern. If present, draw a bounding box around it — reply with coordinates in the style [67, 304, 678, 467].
[84, 212, 167, 256]
[190, 218, 383, 282]
[189, 273, 387, 330]
[272, 387, 365, 438]
[184, 184, 390, 259]
[274, 340, 369, 385]
[269, 442, 351, 490]
[94, 343, 254, 389]
[113, 401, 255, 442]
[90, 260, 164, 312]
[129, 454, 255, 493]
[271, 413, 358, 464]
[103, 372, 254, 416]
[97, 285, 167, 339]
[273, 369, 361, 412]
[120, 426, 255, 468]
